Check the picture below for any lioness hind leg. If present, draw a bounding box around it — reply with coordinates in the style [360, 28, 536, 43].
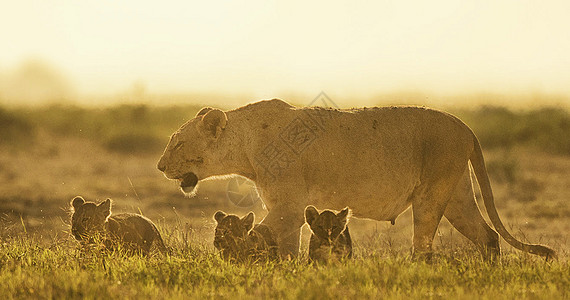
[411, 185, 451, 260]
[444, 168, 500, 259]
[411, 161, 468, 260]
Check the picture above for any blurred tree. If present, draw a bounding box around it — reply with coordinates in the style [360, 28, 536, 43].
[0, 59, 73, 105]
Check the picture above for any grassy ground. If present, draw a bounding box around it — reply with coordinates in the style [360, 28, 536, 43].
[0, 103, 569, 299]
[1, 233, 567, 299]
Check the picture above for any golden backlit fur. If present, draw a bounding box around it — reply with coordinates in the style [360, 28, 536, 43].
[158, 99, 555, 259]
[213, 211, 278, 262]
[305, 206, 352, 263]
[70, 196, 167, 255]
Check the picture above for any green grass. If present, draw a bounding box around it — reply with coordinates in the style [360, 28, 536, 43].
[0, 234, 567, 299]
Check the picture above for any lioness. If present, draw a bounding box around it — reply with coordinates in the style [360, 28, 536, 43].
[70, 196, 167, 255]
[157, 99, 555, 259]
[213, 211, 278, 262]
[305, 206, 352, 262]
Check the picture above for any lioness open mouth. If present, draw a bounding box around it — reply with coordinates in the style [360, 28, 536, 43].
[180, 172, 199, 194]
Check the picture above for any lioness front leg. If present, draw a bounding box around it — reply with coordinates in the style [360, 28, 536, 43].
[261, 208, 305, 258]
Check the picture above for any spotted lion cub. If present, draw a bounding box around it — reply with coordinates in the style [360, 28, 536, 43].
[70, 196, 167, 255]
[213, 211, 278, 262]
[305, 206, 352, 262]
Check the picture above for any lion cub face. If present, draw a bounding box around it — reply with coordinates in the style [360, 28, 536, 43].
[213, 211, 254, 261]
[305, 206, 352, 262]
[70, 196, 111, 242]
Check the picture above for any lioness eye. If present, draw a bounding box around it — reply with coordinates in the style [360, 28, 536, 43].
[172, 141, 184, 151]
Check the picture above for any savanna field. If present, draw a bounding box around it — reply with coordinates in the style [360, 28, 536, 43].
[0, 101, 569, 299]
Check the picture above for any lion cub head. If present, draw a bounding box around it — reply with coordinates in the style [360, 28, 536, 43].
[213, 211, 278, 262]
[213, 211, 253, 260]
[70, 196, 111, 243]
[70, 196, 168, 255]
[305, 206, 353, 262]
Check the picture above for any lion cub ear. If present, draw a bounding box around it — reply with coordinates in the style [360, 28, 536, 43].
[71, 196, 85, 210]
[214, 211, 227, 223]
[241, 212, 255, 231]
[337, 207, 351, 225]
[200, 109, 227, 139]
[304, 206, 319, 227]
[98, 198, 112, 217]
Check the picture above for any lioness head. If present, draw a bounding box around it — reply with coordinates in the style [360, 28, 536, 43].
[70, 196, 112, 243]
[305, 206, 350, 244]
[213, 211, 255, 260]
[156, 108, 227, 195]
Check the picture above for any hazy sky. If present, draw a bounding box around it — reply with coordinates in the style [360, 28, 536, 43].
[2, 0, 570, 104]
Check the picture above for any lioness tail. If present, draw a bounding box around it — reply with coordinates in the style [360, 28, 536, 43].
[469, 132, 556, 260]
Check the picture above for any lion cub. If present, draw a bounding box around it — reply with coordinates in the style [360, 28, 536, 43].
[70, 196, 167, 255]
[213, 211, 278, 262]
[305, 206, 352, 262]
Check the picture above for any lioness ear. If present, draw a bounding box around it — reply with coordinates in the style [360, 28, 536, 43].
[98, 198, 112, 217]
[241, 212, 254, 231]
[337, 207, 351, 223]
[196, 107, 213, 117]
[305, 205, 319, 226]
[214, 211, 227, 223]
[200, 109, 227, 138]
[71, 196, 85, 210]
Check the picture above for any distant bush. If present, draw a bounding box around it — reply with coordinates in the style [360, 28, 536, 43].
[458, 106, 520, 148]
[104, 132, 165, 154]
[3, 103, 569, 156]
[485, 152, 519, 184]
[9, 103, 202, 154]
[454, 106, 570, 155]
[520, 107, 570, 155]
[0, 107, 36, 145]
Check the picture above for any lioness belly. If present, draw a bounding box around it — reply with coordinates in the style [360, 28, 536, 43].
[303, 125, 421, 220]
[307, 174, 419, 221]
[296, 107, 423, 221]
